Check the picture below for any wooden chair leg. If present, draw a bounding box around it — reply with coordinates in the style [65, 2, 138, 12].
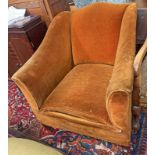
[132, 106, 141, 132]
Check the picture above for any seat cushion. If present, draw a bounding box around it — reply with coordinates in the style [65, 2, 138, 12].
[41, 64, 113, 124]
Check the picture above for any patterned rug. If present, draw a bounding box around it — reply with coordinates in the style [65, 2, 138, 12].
[8, 80, 147, 155]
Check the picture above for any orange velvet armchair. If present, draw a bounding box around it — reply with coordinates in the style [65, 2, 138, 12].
[12, 2, 137, 146]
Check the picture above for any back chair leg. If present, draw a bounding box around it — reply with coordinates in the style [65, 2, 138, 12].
[132, 106, 141, 132]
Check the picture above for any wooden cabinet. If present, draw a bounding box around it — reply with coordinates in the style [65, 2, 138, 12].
[43, 0, 70, 21]
[9, 0, 51, 26]
[9, 0, 71, 26]
[131, 0, 147, 8]
[136, 8, 147, 52]
[8, 16, 47, 77]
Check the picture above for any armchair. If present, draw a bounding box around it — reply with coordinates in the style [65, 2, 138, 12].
[132, 39, 147, 131]
[133, 39, 147, 107]
[132, 8, 147, 131]
[12, 2, 137, 146]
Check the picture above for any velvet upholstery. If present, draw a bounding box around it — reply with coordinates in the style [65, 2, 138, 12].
[71, 3, 128, 65]
[106, 3, 137, 130]
[12, 2, 137, 146]
[12, 12, 73, 111]
[41, 64, 113, 124]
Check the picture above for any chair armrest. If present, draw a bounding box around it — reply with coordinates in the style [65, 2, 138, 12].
[134, 39, 147, 77]
[106, 4, 136, 130]
[12, 12, 73, 112]
[132, 39, 147, 106]
[106, 56, 134, 130]
[106, 91, 131, 131]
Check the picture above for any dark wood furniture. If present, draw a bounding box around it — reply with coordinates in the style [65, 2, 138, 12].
[136, 8, 147, 51]
[9, 0, 50, 26]
[131, 0, 147, 8]
[132, 8, 147, 132]
[43, 0, 70, 22]
[9, 0, 71, 26]
[8, 16, 47, 77]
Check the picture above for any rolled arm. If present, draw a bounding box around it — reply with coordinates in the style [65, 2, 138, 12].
[12, 12, 73, 112]
[106, 4, 137, 130]
[106, 54, 134, 130]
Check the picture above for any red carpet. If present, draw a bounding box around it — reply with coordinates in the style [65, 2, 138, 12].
[8, 80, 147, 155]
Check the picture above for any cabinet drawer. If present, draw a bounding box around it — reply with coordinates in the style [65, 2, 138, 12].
[9, 34, 34, 63]
[8, 41, 23, 77]
[8, 34, 34, 77]
[8, 16, 47, 77]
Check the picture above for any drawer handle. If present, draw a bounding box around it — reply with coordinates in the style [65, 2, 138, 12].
[16, 63, 22, 68]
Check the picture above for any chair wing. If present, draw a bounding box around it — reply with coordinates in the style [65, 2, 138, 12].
[12, 12, 73, 112]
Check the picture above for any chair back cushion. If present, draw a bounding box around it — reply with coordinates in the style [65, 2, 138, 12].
[71, 2, 129, 65]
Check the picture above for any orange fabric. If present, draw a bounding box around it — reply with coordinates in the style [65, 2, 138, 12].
[12, 3, 137, 146]
[106, 3, 137, 131]
[71, 2, 128, 65]
[37, 112, 130, 146]
[12, 12, 73, 109]
[41, 64, 113, 124]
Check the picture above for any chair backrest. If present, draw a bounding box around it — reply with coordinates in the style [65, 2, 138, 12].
[71, 2, 136, 65]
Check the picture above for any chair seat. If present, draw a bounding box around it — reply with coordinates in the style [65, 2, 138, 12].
[40, 64, 113, 124]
